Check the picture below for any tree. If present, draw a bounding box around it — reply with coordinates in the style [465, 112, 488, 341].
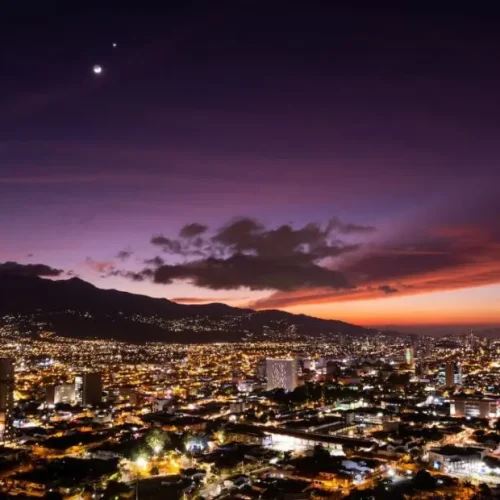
[146, 428, 170, 454]
[312, 445, 331, 467]
[477, 483, 492, 499]
[412, 469, 437, 490]
[44, 492, 63, 500]
[103, 480, 130, 499]
[463, 480, 475, 500]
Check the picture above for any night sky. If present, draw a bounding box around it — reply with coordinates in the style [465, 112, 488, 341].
[1, 4, 499, 332]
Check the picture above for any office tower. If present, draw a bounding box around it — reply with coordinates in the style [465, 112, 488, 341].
[405, 346, 415, 370]
[467, 331, 476, 352]
[454, 362, 463, 386]
[266, 358, 298, 391]
[46, 383, 76, 406]
[0, 358, 14, 440]
[445, 361, 454, 387]
[75, 373, 103, 406]
[443, 361, 462, 387]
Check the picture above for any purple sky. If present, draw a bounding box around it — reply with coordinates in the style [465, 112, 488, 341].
[1, 4, 499, 331]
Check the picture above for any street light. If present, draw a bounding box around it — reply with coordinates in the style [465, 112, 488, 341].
[134, 456, 148, 500]
[135, 456, 148, 470]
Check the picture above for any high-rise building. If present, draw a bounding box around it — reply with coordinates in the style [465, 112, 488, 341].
[74, 374, 83, 404]
[405, 346, 415, 370]
[440, 361, 462, 387]
[266, 358, 298, 391]
[75, 373, 103, 406]
[46, 383, 76, 406]
[0, 358, 14, 440]
[445, 361, 454, 387]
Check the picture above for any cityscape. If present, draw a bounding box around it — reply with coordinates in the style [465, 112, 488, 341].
[2, 3, 500, 499]
[0, 315, 498, 498]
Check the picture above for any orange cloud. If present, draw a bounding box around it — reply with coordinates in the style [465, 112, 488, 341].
[84, 258, 115, 274]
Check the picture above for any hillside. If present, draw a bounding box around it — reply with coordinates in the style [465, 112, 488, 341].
[0, 274, 373, 342]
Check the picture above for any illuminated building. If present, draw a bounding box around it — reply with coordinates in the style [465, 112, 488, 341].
[74, 374, 83, 404]
[266, 358, 298, 391]
[438, 361, 462, 387]
[345, 407, 396, 426]
[405, 346, 415, 369]
[0, 358, 14, 440]
[229, 401, 246, 413]
[75, 372, 103, 406]
[428, 446, 486, 473]
[450, 396, 500, 418]
[46, 383, 76, 405]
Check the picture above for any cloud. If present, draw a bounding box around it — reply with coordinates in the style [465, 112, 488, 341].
[0, 261, 64, 277]
[252, 205, 500, 309]
[85, 258, 115, 274]
[113, 216, 370, 292]
[326, 216, 376, 234]
[149, 254, 348, 291]
[172, 296, 240, 304]
[210, 217, 362, 260]
[145, 256, 165, 266]
[150, 235, 183, 254]
[179, 222, 208, 238]
[116, 249, 133, 261]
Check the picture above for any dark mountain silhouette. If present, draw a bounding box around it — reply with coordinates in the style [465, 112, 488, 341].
[0, 274, 375, 342]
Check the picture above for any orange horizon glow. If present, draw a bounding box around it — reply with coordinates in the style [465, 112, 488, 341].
[279, 283, 500, 327]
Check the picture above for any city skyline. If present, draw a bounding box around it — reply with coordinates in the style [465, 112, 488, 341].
[1, 4, 500, 331]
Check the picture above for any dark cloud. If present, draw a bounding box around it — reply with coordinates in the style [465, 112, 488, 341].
[116, 249, 133, 261]
[179, 222, 208, 238]
[116, 216, 373, 292]
[144, 256, 165, 266]
[150, 235, 182, 254]
[150, 254, 348, 291]
[326, 216, 376, 234]
[151, 216, 369, 261]
[212, 218, 264, 252]
[0, 261, 64, 277]
[211, 217, 362, 260]
[253, 197, 500, 309]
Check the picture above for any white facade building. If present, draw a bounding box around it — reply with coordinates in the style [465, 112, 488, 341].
[266, 358, 298, 392]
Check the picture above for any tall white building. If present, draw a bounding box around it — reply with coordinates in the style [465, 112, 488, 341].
[405, 346, 415, 370]
[266, 358, 298, 391]
[46, 383, 76, 406]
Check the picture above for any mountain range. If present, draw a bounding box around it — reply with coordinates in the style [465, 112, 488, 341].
[0, 274, 377, 342]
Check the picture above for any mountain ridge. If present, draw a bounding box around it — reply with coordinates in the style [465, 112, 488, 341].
[0, 274, 375, 342]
